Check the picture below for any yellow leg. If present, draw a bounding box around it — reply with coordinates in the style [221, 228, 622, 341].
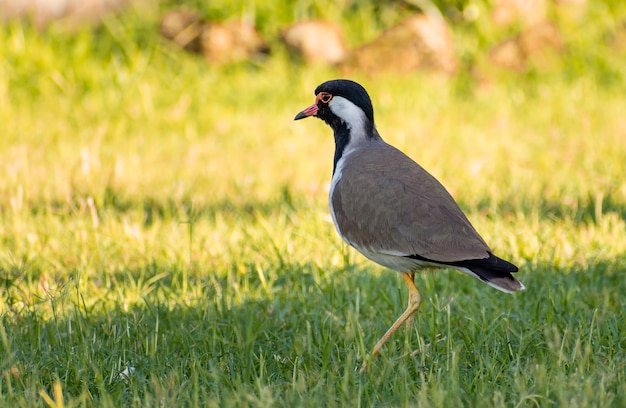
[405, 272, 417, 328]
[360, 272, 422, 373]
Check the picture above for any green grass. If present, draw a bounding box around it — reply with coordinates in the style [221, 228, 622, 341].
[1, 1, 626, 406]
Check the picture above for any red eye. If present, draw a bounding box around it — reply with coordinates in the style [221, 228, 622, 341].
[319, 92, 332, 103]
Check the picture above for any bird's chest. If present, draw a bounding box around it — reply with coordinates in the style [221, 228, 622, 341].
[328, 157, 346, 234]
[327, 155, 375, 244]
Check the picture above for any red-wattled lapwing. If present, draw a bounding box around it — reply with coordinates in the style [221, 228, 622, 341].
[294, 79, 524, 371]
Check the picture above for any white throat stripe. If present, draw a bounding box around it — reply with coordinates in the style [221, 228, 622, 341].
[328, 96, 368, 133]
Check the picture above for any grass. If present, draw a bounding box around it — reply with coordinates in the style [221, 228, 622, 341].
[1, 1, 626, 406]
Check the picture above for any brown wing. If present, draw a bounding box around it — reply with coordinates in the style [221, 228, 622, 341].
[331, 142, 492, 262]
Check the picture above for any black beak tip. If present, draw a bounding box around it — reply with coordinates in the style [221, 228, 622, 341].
[294, 111, 308, 121]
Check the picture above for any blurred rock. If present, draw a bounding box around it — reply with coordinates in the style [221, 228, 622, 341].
[159, 9, 203, 53]
[488, 40, 524, 71]
[159, 10, 269, 65]
[280, 20, 346, 65]
[339, 13, 457, 75]
[0, 0, 128, 28]
[491, 0, 547, 27]
[489, 21, 564, 71]
[200, 20, 269, 64]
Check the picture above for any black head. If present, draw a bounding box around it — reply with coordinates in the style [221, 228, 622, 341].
[294, 79, 375, 127]
[294, 79, 380, 174]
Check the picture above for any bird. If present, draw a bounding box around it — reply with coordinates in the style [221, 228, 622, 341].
[294, 79, 524, 371]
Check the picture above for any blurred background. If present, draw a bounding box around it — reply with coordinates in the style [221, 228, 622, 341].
[2, 1, 626, 406]
[1, 0, 625, 206]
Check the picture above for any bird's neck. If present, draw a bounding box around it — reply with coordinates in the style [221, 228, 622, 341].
[332, 121, 380, 174]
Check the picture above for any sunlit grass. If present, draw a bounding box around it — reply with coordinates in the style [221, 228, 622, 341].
[1, 1, 626, 406]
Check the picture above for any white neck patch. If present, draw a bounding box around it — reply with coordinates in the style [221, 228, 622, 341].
[328, 96, 369, 135]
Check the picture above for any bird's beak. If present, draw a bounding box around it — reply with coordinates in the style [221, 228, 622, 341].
[294, 103, 318, 120]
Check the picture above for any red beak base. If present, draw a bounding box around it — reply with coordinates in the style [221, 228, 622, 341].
[294, 104, 319, 120]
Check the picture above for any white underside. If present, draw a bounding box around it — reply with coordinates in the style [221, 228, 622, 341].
[355, 247, 525, 294]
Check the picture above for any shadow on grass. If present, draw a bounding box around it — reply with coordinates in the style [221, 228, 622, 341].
[2, 253, 625, 405]
[1, 258, 357, 405]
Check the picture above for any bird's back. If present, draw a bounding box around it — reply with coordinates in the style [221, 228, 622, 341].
[330, 140, 492, 264]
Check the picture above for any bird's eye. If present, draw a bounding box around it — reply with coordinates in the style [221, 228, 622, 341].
[319, 92, 332, 103]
